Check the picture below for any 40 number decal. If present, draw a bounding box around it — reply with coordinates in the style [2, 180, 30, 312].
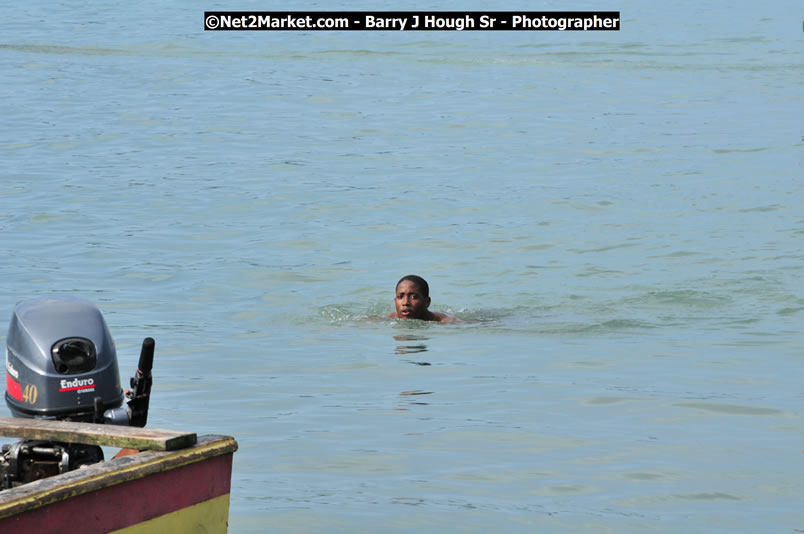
[22, 384, 38, 405]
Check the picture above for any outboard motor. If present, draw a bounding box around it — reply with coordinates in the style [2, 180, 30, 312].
[2, 297, 155, 488]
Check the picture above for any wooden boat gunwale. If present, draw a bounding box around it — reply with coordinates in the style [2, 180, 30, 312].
[0, 434, 237, 519]
[0, 417, 238, 531]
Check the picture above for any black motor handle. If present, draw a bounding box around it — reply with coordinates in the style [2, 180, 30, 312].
[127, 337, 155, 427]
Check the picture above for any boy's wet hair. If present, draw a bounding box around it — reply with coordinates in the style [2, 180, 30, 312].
[396, 275, 429, 298]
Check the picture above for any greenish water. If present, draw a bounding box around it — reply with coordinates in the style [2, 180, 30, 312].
[1, 2, 802, 532]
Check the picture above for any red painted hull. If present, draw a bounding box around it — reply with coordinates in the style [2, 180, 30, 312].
[0, 435, 237, 534]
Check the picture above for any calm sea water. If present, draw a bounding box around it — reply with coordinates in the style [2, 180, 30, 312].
[2, 2, 803, 532]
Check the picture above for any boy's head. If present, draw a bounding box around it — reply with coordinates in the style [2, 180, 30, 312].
[394, 275, 431, 319]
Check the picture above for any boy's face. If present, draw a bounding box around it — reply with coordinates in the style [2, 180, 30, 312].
[395, 280, 431, 319]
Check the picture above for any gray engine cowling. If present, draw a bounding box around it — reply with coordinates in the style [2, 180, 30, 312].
[5, 297, 124, 421]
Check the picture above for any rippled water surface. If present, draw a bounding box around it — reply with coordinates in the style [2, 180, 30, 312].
[1, 2, 802, 532]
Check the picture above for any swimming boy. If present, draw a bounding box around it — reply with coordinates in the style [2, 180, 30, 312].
[387, 275, 460, 323]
